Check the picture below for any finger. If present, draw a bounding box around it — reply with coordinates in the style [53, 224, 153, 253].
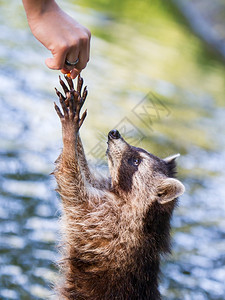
[79, 109, 87, 129]
[68, 94, 75, 117]
[77, 75, 83, 94]
[61, 68, 70, 74]
[86, 30, 91, 63]
[81, 86, 88, 108]
[55, 88, 66, 101]
[73, 55, 86, 71]
[82, 86, 88, 101]
[70, 68, 80, 79]
[69, 44, 89, 79]
[54, 102, 63, 119]
[64, 47, 79, 71]
[45, 48, 67, 70]
[73, 38, 89, 71]
[72, 90, 79, 103]
[59, 76, 69, 95]
[75, 95, 82, 113]
[64, 75, 74, 91]
[59, 93, 68, 118]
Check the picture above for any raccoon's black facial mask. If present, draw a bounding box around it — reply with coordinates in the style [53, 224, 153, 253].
[128, 156, 141, 167]
[118, 149, 142, 192]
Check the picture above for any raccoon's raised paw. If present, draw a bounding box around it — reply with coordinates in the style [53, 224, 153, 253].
[54, 75, 88, 133]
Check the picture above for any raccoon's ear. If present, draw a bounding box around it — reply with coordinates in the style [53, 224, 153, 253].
[163, 153, 180, 178]
[157, 178, 185, 204]
[163, 153, 180, 163]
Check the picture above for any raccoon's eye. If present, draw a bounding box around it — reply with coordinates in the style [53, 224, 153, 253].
[129, 157, 141, 166]
[133, 158, 140, 166]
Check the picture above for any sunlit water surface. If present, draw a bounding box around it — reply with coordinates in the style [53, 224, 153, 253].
[0, 0, 225, 299]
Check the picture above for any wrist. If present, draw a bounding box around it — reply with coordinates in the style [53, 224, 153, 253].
[23, 0, 59, 21]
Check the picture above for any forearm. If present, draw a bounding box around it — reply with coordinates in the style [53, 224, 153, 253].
[77, 134, 93, 183]
[55, 138, 86, 205]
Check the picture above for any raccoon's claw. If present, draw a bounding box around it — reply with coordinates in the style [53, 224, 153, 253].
[78, 109, 87, 129]
[54, 102, 63, 119]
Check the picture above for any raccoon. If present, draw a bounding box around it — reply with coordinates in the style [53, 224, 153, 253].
[53, 76, 185, 300]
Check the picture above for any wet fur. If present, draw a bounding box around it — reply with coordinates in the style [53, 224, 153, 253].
[53, 76, 184, 300]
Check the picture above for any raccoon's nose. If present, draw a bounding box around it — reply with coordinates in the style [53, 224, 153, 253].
[108, 129, 121, 139]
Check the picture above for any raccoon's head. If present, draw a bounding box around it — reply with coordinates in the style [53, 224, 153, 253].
[106, 129, 185, 205]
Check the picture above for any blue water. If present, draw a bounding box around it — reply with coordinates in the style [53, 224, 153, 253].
[0, 0, 225, 299]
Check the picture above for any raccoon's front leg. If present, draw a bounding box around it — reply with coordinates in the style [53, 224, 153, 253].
[54, 84, 87, 205]
[56, 75, 94, 185]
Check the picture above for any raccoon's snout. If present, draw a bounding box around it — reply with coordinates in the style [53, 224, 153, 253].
[108, 129, 121, 140]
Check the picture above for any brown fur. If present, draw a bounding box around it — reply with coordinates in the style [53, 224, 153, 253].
[53, 76, 185, 299]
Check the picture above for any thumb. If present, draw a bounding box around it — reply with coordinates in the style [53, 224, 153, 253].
[45, 50, 67, 70]
[45, 57, 62, 70]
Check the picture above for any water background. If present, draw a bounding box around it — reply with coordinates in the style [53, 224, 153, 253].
[0, 0, 225, 299]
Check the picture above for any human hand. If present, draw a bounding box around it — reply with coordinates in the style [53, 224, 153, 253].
[23, 0, 91, 78]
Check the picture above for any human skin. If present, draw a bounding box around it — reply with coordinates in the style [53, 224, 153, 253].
[22, 0, 91, 78]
